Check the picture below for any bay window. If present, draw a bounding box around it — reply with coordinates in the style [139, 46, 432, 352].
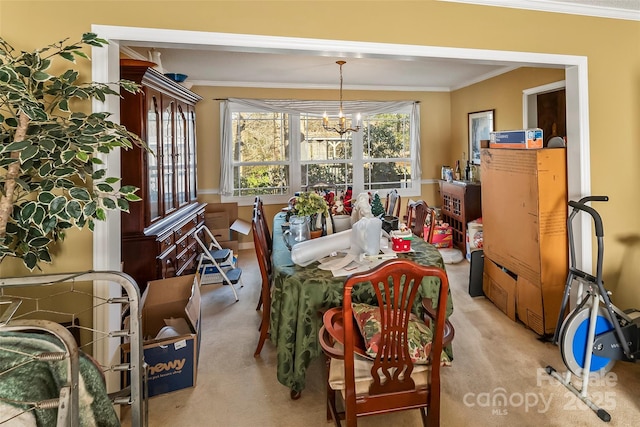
[220, 99, 420, 205]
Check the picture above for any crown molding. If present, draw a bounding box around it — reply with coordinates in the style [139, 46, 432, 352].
[439, 0, 640, 21]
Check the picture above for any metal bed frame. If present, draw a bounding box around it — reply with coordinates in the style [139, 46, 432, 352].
[0, 271, 147, 426]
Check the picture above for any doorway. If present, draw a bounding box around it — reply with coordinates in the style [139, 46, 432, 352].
[90, 24, 593, 364]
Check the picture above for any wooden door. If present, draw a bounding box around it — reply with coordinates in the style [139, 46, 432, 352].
[537, 89, 566, 146]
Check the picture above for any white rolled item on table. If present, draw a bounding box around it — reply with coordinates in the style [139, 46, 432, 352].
[291, 229, 353, 267]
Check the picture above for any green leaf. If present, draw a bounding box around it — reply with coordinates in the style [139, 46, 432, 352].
[102, 198, 116, 209]
[32, 70, 51, 82]
[28, 237, 50, 248]
[40, 180, 55, 191]
[120, 185, 138, 194]
[49, 196, 67, 215]
[39, 138, 56, 152]
[56, 178, 75, 189]
[15, 66, 31, 77]
[33, 206, 45, 226]
[38, 162, 53, 177]
[2, 139, 29, 153]
[37, 191, 55, 204]
[96, 183, 113, 193]
[66, 200, 82, 219]
[37, 248, 52, 263]
[60, 51, 75, 62]
[124, 194, 142, 202]
[95, 207, 106, 221]
[69, 187, 91, 201]
[75, 151, 89, 162]
[22, 199, 37, 215]
[25, 252, 38, 270]
[83, 201, 97, 217]
[116, 198, 130, 212]
[92, 168, 106, 179]
[19, 144, 39, 162]
[42, 217, 58, 233]
[58, 99, 69, 112]
[105, 177, 119, 184]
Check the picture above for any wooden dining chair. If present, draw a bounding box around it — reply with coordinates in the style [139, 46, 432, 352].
[254, 196, 273, 253]
[423, 206, 437, 244]
[252, 205, 273, 356]
[318, 258, 450, 427]
[406, 200, 430, 239]
[384, 189, 401, 218]
[254, 196, 273, 311]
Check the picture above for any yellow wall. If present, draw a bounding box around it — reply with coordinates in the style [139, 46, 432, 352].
[1, 1, 639, 308]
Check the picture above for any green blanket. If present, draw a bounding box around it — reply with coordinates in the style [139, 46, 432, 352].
[0, 331, 119, 427]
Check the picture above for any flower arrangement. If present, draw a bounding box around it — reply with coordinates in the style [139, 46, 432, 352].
[292, 192, 329, 217]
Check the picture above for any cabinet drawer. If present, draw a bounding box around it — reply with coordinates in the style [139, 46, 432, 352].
[176, 245, 195, 273]
[174, 218, 197, 241]
[158, 232, 174, 255]
[158, 247, 177, 279]
[175, 232, 190, 253]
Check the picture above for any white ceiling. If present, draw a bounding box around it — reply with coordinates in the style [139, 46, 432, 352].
[122, 0, 639, 92]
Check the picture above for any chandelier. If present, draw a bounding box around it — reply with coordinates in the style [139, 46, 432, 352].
[322, 60, 361, 137]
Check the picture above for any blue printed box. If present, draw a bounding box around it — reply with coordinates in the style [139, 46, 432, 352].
[490, 128, 543, 149]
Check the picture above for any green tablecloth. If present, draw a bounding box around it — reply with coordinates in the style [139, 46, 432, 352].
[270, 212, 454, 393]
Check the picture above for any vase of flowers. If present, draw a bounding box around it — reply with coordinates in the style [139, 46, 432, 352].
[290, 192, 329, 235]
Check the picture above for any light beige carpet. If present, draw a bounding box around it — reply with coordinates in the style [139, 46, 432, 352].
[122, 250, 640, 426]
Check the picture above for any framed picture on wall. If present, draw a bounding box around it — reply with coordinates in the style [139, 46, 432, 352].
[468, 109, 494, 165]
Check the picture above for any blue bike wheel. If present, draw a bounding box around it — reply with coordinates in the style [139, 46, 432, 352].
[560, 305, 616, 378]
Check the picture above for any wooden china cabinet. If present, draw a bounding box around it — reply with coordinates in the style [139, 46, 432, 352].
[119, 59, 205, 291]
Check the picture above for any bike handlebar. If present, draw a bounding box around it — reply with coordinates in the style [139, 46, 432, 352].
[568, 196, 608, 237]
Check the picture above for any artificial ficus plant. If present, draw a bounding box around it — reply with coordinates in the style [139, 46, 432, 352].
[0, 32, 145, 270]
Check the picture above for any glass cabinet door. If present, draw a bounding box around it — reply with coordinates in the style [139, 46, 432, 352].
[176, 104, 188, 207]
[162, 96, 176, 215]
[187, 106, 197, 201]
[146, 90, 161, 222]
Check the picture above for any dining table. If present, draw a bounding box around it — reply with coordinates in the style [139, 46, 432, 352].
[269, 212, 454, 398]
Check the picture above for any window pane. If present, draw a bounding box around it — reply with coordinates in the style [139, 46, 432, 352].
[232, 112, 289, 162]
[363, 113, 411, 159]
[301, 163, 353, 189]
[364, 161, 412, 190]
[233, 165, 289, 196]
[300, 115, 352, 161]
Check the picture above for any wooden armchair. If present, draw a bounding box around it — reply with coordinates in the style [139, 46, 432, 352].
[319, 259, 451, 426]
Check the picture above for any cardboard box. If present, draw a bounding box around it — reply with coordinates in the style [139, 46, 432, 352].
[490, 128, 543, 149]
[205, 211, 229, 230]
[219, 240, 239, 252]
[480, 148, 567, 334]
[210, 228, 231, 242]
[205, 203, 238, 241]
[516, 276, 564, 335]
[483, 257, 516, 321]
[127, 274, 202, 397]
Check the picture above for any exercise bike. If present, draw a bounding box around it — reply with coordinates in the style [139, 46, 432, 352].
[546, 196, 640, 422]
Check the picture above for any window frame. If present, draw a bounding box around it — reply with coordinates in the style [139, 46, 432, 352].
[220, 100, 420, 206]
